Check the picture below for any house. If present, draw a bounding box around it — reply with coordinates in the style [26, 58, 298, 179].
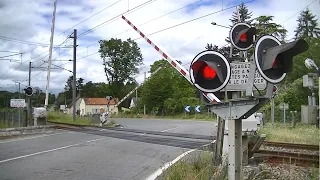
[79, 98, 119, 116]
[66, 97, 82, 115]
[129, 97, 139, 109]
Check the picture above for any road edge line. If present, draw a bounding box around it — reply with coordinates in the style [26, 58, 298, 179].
[145, 140, 216, 180]
[145, 149, 195, 180]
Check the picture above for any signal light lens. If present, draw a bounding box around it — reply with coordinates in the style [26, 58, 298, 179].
[272, 59, 277, 68]
[203, 65, 216, 79]
[239, 33, 247, 42]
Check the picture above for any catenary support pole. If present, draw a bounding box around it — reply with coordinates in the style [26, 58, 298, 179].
[18, 82, 21, 127]
[72, 29, 77, 122]
[27, 61, 32, 126]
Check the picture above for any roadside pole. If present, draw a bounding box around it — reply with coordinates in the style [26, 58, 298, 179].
[18, 82, 21, 127]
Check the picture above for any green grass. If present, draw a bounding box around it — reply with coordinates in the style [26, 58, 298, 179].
[258, 123, 319, 145]
[47, 111, 93, 125]
[0, 122, 9, 129]
[112, 112, 217, 122]
[164, 151, 214, 180]
[47, 111, 117, 127]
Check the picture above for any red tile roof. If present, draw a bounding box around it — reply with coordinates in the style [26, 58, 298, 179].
[84, 98, 118, 105]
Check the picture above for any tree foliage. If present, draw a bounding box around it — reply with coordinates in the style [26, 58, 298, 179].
[98, 38, 143, 83]
[98, 38, 143, 108]
[253, 16, 288, 41]
[294, 8, 320, 39]
[138, 60, 198, 115]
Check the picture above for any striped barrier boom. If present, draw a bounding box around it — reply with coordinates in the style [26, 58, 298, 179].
[121, 15, 220, 103]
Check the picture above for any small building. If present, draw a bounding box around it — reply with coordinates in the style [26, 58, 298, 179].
[66, 97, 82, 115]
[79, 98, 119, 116]
[129, 97, 139, 109]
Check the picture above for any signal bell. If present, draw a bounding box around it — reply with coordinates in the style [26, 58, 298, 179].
[230, 23, 257, 51]
[24, 86, 33, 96]
[255, 35, 309, 84]
[189, 50, 231, 93]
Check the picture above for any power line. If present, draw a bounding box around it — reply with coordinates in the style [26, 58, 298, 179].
[77, 0, 205, 52]
[77, 0, 256, 61]
[64, 0, 125, 34]
[133, 0, 256, 41]
[281, 0, 317, 24]
[0, 35, 73, 47]
[77, 0, 159, 38]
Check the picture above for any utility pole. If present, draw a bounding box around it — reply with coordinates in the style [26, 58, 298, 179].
[44, 0, 57, 109]
[18, 82, 21, 127]
[144, 72, 146, 115]
[27, 61, 31, 127]
[70, 29, 77, 122]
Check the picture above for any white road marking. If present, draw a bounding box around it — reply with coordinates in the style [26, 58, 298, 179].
[145, 149, 195, 180]
[145, 140, 216, 180]
[161, 126, 178, 132]
[0, 137, 107, 164]
[0, 131, 73, 144]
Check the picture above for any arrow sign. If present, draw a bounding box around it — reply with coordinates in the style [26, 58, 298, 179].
[195, 105, 201, 113]
[185, 106, 190, 112]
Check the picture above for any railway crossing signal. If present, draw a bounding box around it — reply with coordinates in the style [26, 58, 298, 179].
[120, 14, 310, 180]
[189, 50, 231, 93]
[24, 86, 33, 96]
[230, 23, 257, 51]
[254, 35, 309, 84]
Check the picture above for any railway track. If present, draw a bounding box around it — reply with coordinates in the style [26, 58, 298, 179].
[263, 141, 319, 151]
[254, 149, 319, 167]
[253, 141, 319, 167]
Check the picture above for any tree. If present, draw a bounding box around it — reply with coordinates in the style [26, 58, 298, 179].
[205, 44, 218, 51]
[294, 8, 320, 39]
[285, 37, 320, 84]
[253, 16, 288, 41]
[98, 38, 143, 105]
[229, 2, 253, 25]
[64, 76, 85, 100]
[139, 59, 198, 115]
[98, 38, 143, 83]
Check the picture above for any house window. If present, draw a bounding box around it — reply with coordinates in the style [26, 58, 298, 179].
[92, 109, 99, 114]
[82, 109, 84, 114]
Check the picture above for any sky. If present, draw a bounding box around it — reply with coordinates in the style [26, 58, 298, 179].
[0, 0, 319, 96]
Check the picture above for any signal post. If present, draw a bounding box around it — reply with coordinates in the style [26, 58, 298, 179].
[120, 15, 309, 180]
[189, 22, 308, 179]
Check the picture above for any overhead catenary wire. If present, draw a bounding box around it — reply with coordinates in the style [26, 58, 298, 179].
[77, 0, 159, 38]
[281, 0, 317, 24]
[0, 0, 135, 87]
[77, 0, 205, 52]
[77, 0, 256, 61]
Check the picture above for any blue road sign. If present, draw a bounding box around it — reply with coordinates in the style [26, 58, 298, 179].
[195, 105, 201, 113]
[185, 106, 190, 112]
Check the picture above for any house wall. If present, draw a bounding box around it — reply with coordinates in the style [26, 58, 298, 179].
[67, 98, 82, 115]
[79, 99, 86, 116]
[84, 105, 118, 115]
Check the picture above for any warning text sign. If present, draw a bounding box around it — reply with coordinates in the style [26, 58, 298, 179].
[224, 62, 267, 91]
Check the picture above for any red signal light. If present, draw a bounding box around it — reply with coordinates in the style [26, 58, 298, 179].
[203, 65, 216, 79]
[239, 33, 247, 42]
[272, 58, 278, 68]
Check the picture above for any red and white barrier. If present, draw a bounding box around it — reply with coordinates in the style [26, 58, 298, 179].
[121, 15, 220, 103]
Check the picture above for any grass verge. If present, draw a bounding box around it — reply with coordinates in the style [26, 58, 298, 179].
[164, 151, 213, 180]
[112, 113, 216, 122]
[48, 111, 92, 125]
[258, 123, 319, 145]
[47, 111, 117, 128]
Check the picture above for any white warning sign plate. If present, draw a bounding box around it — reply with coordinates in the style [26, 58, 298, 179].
[224, 62, 267, 91]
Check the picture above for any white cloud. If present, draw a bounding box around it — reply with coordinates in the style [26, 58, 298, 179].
[0, 0, 319, 96]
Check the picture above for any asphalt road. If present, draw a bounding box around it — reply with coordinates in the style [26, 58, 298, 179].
[0, 118, 216, 180]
